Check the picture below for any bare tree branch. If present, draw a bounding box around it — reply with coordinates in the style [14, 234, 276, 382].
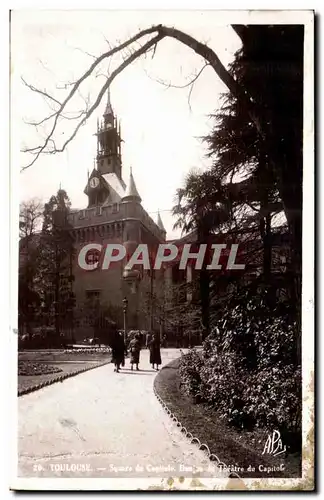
[23, 108, 87, 127]
[159, 25, 264, 138]
[101, 33, 112, 50]
[21, 77, 62, 106]
[146, 62, 210, 90]
[19, 199, 43, 239]
[23, 111, 58, 127]
[22, 28, 163, 170]
[22, 24, 267, 172]
[187, 83, 194, 113]
[56, 81, 78, 90]
[69, 45, 97, 60]
[22, 31, 164, 170]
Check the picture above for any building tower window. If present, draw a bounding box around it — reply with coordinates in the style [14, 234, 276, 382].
[86, 289, 101, 301]
[85, 250, 100, 267]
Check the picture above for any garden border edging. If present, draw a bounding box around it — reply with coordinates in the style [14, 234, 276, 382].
[18, 360, 110, 397]
[153, 360, 240, 480]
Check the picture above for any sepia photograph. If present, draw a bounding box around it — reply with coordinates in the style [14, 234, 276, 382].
[10, 8, 314, 491]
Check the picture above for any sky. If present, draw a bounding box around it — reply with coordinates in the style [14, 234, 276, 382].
[11, 10, 243, 239]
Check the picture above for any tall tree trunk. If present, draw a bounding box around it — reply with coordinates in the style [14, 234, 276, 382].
[277, 147, 302, 364]
[198, 223, 210, 340]
[259, 159, 273, 294]
[200, 268, 210, 340]
[54, 242, 60, 337]
[263, 213, 272, 283]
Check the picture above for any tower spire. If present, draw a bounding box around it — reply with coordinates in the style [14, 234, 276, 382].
[157, 210, 166, 233]
[122, 167, 141, 203]
[103, 86, 113, 117]
[96, 85, 122, 179]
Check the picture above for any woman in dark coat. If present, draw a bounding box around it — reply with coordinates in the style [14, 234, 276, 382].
[110, 331, 127, 373]
[129, 333, 141, 371]
[149, 333, 162, 370]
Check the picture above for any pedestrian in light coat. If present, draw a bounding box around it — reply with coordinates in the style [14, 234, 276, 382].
[129, 333, 141, 371]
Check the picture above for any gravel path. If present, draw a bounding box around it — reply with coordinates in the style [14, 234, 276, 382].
[17, 349, 228, 488]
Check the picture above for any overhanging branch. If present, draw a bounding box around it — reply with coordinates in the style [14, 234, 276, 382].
[22, 24, 267, 172]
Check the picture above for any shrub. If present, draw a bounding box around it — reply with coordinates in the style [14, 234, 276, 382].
[179, 285, 301, 445]
[246, 363, 301, 434]
[18, 328, 70, 350]
[179, 349, 204, 402]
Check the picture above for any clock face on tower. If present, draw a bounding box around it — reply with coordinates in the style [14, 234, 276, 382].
[89, 177, 99, 189]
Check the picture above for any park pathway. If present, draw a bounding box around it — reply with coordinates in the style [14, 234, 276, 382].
[17, 349, 228, 488]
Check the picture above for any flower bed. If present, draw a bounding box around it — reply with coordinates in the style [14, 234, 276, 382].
[63, 347, 111, 354]
[18, 361, 63, 376]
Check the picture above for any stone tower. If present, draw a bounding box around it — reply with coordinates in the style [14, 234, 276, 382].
[121, 168, 143, 328]
[68, 87, 167, 338]
[96, 87, 122, 179]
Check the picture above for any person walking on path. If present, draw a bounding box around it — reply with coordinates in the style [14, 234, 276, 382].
[110, 331, 127, 373]
[129, 333, 141, 371]
[149, 333, 162, 371]
[145, 332, 151, 349]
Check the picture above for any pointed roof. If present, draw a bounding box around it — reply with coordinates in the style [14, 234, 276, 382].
[103, 86, 113, 117]
[101, 172, 125, 201]
[122, 167, 141, 202]
[157, 210, 166, 233]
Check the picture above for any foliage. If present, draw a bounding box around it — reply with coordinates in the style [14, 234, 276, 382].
[207, 25, 303, 349]
[18, 328, 69, 350]
[172, 170, 231, 236]
[172, 26, 303, 352]
[19, 190, 76, 339]
[140, 276, 203, 344]
[179, 349, 204, 402]
[179, 286, 301, 447]
[38, 189, 75, 334]
[18, 199, 44, 333]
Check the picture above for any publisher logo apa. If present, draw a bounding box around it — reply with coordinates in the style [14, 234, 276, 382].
[262, 430, 287, 457]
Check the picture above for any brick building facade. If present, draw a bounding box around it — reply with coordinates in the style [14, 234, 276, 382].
[67, 89, 168, 340]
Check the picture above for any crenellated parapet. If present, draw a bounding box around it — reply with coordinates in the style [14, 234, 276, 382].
[68, 201, 165, 243]
[68, 203, 127, 228]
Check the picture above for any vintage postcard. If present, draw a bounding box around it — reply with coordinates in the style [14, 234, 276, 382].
[10, 9, 314, 491]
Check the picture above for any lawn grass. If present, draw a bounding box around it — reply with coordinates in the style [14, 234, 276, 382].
[154, 358, 301, 479]
[18, 349, 112, 396]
